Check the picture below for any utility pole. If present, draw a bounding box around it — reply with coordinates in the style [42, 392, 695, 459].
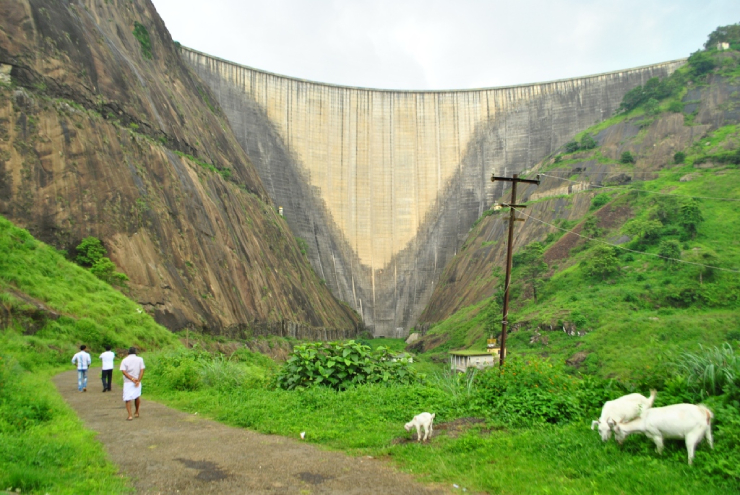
[490, 173, 540, 367]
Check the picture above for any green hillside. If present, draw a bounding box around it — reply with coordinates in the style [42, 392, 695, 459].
[0, 214, 177, 493]
[415, 43, 740, 381]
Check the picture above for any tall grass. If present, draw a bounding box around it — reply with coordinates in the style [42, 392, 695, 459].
[679, 343, 740, 399]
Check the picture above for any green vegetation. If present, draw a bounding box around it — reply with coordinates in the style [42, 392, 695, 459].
[0, 214, 176, 492]
[174, 150, 233, 181]
[74, 236, 129, 287]
[132, 21, 153, 60]
[275, 340, 417, 390]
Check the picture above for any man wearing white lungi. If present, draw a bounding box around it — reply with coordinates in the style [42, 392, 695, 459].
[120, 347, 145, 421]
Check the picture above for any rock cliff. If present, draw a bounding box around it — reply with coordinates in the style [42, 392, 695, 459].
[0, 0, 359, 335]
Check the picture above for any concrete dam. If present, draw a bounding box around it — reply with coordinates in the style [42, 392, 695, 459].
[182, 48, 684, 336]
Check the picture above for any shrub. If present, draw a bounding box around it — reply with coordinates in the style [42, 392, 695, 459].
[90, 257, 129, 287]
[470, 357, 616, 426]
[658, 239, 681, 265]
[579, 132, 597, 150]
[132, 21, 153, 60]
[275, 340, 419, 390]
[564, 141, 580, 153]
[620, 151, 636, 164]
[679, 200, 704, 239]
[644, 98, 660, 116]
[668, 101, 684, 113]
[75, 237, 106, 266]
[583, 244, 619, 280]
[674, 151, 686, 164]
[688, 51, 717, 76]
[590, 193, 610, 211]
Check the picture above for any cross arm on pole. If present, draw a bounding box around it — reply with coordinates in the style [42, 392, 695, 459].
[491, 174, 541, 185]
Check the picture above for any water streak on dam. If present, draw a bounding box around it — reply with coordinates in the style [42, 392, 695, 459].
[182, 47, 684, 336]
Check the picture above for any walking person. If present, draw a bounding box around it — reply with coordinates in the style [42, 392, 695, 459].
[99, 345, 115, 392]
[120, 347, 145, 421]
[71, 345, 92, 392]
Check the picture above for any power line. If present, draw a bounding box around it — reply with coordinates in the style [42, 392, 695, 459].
[537, 172, 740, 202]
[511, 207, 740, 274]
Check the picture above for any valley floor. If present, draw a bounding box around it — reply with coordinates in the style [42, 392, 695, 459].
[52, 370, 448, 495]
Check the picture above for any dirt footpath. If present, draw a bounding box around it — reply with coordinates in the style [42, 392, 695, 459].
[54, 371, 448, 494]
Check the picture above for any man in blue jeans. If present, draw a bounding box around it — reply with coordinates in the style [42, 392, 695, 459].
[71, 345, 92, 392]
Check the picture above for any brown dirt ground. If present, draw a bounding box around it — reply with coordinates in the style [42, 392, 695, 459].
[54, 370, 450, 494]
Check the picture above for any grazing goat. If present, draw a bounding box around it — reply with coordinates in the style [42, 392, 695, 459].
[611, 404, 714, 465]
[591, 390, 656, 442]
[405, 412, 435, 442]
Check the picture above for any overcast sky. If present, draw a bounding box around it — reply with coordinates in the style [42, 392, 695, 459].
[151, 0, 738, 90]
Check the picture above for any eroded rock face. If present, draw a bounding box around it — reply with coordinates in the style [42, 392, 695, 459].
[0, 0, 359, 334]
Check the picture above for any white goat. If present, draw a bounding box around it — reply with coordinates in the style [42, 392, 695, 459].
[405, 412, 435, 442]
[611, 404, 714, 465]
[591, 390, 656, 441]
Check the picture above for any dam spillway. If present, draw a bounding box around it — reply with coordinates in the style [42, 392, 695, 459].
[182, 47, 684, 336]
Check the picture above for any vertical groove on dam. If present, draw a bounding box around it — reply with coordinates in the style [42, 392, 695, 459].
[182, 48, 684, 336]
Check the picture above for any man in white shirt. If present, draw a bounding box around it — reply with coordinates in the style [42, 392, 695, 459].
[120, 347, 146, 421]
[99, 345, 116, 392]
[71, 345, 92, 392]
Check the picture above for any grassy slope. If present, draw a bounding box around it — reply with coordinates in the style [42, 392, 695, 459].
[418, 78, 740, 381]
[0, 215, 177, 493]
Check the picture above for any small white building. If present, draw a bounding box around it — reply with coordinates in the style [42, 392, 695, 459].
[449, 349, 504, 373]
[718, 42, 730, 51]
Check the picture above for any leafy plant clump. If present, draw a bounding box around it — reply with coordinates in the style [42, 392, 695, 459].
[74, 236, 128, 287]
[132, 21, 153, 60]
[275, 340, 419, 390]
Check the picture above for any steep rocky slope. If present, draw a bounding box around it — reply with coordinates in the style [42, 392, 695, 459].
[418, 64, 740, 327]
[0, 0, 359, 334]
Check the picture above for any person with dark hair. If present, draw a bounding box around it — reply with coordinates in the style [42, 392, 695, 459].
[71, 345, 91, 392]
[120, 347, 145, 420]
[99, 345, 115, 392]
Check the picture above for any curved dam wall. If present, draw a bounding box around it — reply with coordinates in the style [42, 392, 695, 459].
[182, 47, 684, 336]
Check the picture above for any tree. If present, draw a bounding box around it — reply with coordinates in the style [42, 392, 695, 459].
[620, 151, 636, 164]
[679, 200, 704, 239]
[688, 51, 717, 76]
[75, 237, 106, 266]
[658, 240, 681, 266]
[704, 23, 740, 49]
[484, 298, 501, 337]
[584, 244, 619, 280]
[520, 242, 548, 303]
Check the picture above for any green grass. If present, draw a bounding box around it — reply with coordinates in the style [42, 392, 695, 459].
[143, 347, 740, 494]
[0, 215, 178, 493]
[0, 359, 130, 494]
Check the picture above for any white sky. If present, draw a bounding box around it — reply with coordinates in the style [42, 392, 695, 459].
[151, 0, 739, 90]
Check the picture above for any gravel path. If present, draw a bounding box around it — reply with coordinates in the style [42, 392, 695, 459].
[54, 370, 448, 494]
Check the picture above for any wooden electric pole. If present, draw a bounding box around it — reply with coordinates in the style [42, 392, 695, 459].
[490, 173, 540, 367]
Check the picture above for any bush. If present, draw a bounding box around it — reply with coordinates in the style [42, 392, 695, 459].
[676, 344, 740, 401]
[470, 357, 617, 426]
[579, 133, 597, 150]
[75, 237, 106, 266]
[132, 21, 153, 60]
[620, 151, 636, 164]
[564, 141, 580, 153]
[658, 239, 681, 265]
[674, 151, 686, 164]
[688, 51, 717, 76]
[90, 257, 129, 287]
[275, 340, 419, 390]
[584, 244, 619, 280]
[668, 101, 684, 113]
[590, 193, 610, 211]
